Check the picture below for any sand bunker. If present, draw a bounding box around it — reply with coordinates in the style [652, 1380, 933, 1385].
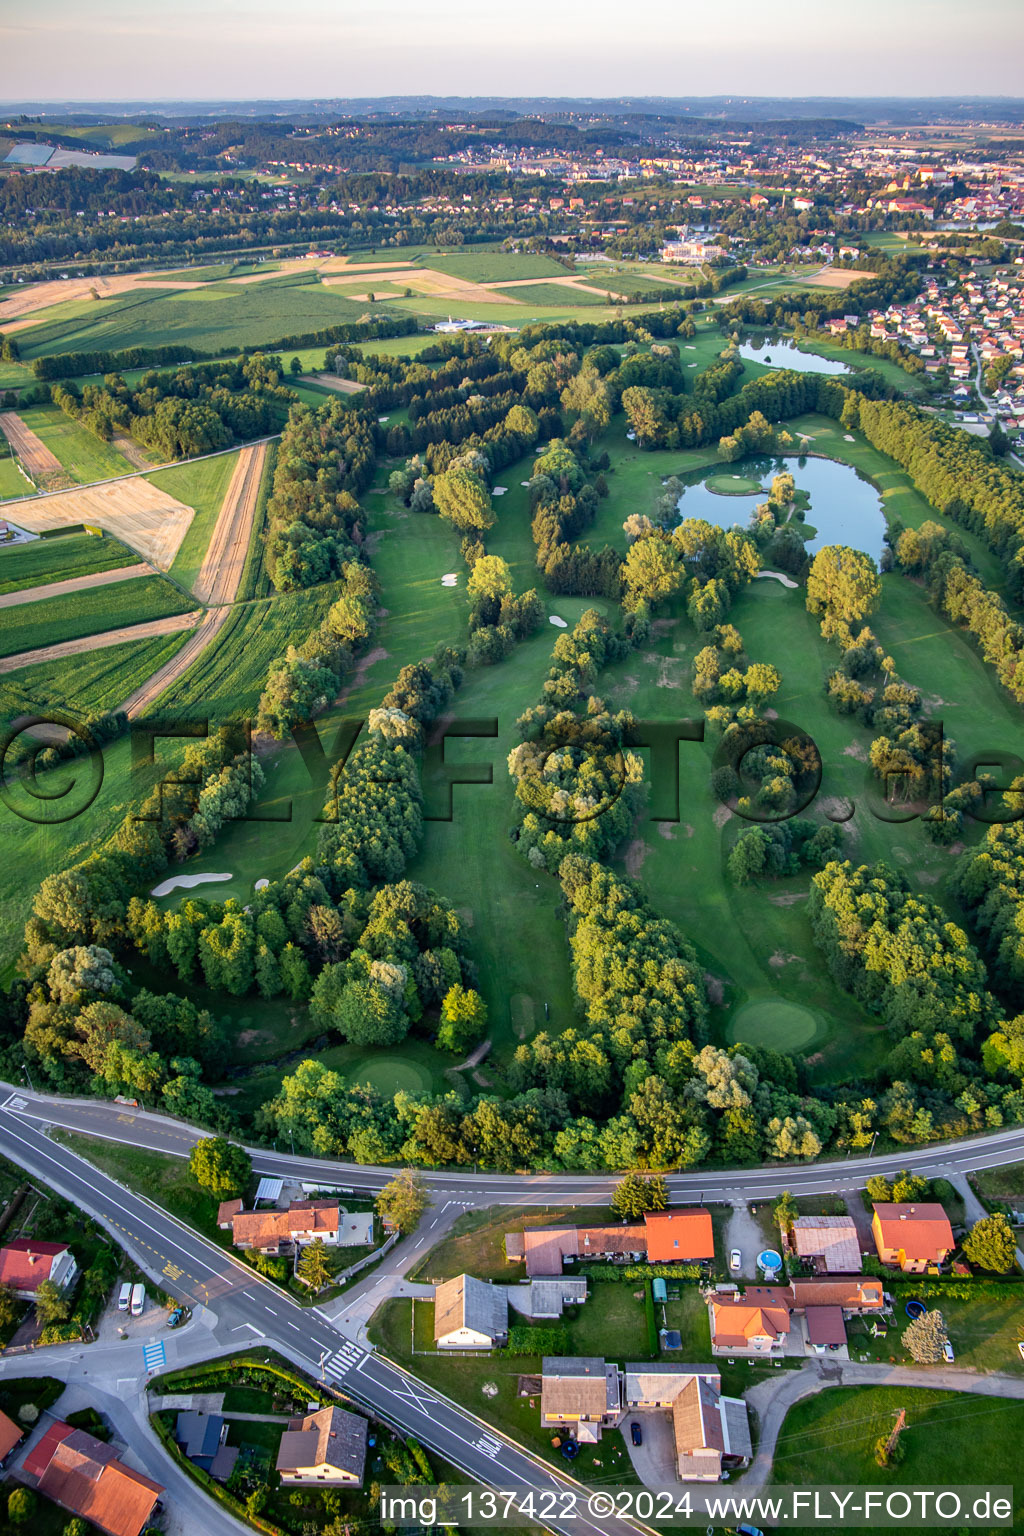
[549, 615, 568, 628]
[151, 871, 232, 898]
[441, 573, 458, 587]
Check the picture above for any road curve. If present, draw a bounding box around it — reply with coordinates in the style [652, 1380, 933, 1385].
[5, 1083, 1024, 1205]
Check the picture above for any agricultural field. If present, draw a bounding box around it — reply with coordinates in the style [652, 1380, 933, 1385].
[421, 247, 571, 282]
[14, 401, 141, 483]
[146, 448, 242, 591]
[0, 573, 195, 660]
[10, 276, 374, 360]
[0, 627, 190, 730]
[0, 531, 140, 595]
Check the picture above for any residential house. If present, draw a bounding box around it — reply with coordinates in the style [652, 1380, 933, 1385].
[645, 1209, 715, 1264]
[434, 1274, 508, 1349]
[623, 1365, 751, 1481]
[0, 1410, 21, 1464]
[789, 1216, 862, 1274]
[671, 1376, 753, 1481]
[505, 1225, 646, 1277]
[220, 1201, 368, 1256]
[708, 1288, 791, 1356]
[540, 1357, 621, 1443]
[275, 1406, 367, 1486]
[22, 1422, 163, 1536]
[787, 1278, 884, 1315]
[506, 1277, 588, 1319]
[174, 1411, 238, 1481]
[871, 1203, 955, 1273]
[0, 1239, 77, 1300]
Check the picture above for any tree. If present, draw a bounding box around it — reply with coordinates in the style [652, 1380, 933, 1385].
[610, 1172, 668, 1220]
[963, 1213, 1017, 1274]
[375, 1169, 428, 1234]
[34, 1279, 69, 1328]
[806, 545, 881, 628]
[774, 1190, 799, 1241]
[903, 1307, 949, 1364]
[297, 1237, 332, 1293]
[467, 555, 513, 603]
[0, 1282, 18, 1331]
[436, 984, 487, 1054]
[188, 1137, 251, 1201]
[891, 1171, 928, 1203]
[560, 368, 611, 440]
[7, 1488, 35, 1524]
[865, 1175, 893, 1202]
[622, 537, 681, 611]
[433, 463, 495, 535]
[289, 356, 303, 376]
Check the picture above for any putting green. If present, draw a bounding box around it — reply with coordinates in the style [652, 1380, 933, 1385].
[343, 1055, 435, 1096]
[705, 473, 764, 496]
[727, 998, 822, 1051]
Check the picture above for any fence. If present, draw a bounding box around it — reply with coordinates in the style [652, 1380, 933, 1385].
[336, 1228, 400, 1284]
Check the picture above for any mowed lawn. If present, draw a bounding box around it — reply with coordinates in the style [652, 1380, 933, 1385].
[16, 401, 140, 484]
[0, 457, 30, 500]
[146, 448, 242, 591]
[0, 531, 140, 594]
[767, 1385, 1024, 1529]
[0, 574, 195, 659]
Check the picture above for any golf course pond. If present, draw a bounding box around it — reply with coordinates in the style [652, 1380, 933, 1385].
[738, 337, 853, 375]
[676, 452, 887, 561]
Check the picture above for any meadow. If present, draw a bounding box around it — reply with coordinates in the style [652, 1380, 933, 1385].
[0, 573, 195, 659]
[0, 457, 31, 499]
[421, 247, 571, 282]
[0, 530, 140, 594]
[16, 401, 140, 483]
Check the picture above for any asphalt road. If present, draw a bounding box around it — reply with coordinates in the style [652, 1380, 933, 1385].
[0, 1094, 642, 1536]
[8, 1082, 1024, 1204]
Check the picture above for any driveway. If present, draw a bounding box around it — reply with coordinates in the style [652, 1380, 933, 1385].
[623, 1410, 677, 1490]
[724, 1202, 767, 1281]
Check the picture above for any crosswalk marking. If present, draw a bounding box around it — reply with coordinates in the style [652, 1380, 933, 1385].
[143, 1340, 166, 1372]
[321, 1341, 363, 1381]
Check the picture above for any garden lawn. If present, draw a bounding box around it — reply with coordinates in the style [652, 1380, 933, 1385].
[848, 1291, 1024, 1377]
[562, 1284, 652, 1360]
[767, 1384, 1024, 1530]
[0, 574, 195, 659]
[973, 1163, 1024, 1202]
[16, 401, 140, 483]
[409, 1205, 618, 1285]
[146, 449, 242, 592]
[0, 531, 140, 594]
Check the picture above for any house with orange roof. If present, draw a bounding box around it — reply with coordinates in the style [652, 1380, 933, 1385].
[22, 1422, 162, 1536]
[871, 1203, 955, 1274]
[0, 1239, 77, 1300]
[708, 1289, 791, 1356]
[220, 1200, 370, 1256]
[645, 1210, 715, 1265]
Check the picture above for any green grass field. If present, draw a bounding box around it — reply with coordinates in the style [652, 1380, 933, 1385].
[491, 281, 607, 306]
[16, 402, 139, 483]
[706, 472, 764, 495]
[0, 573, 195, 660]
[146, 448, 242, 592]
[12, 278, 374, 360]
[728, 998, 823, 1050]
[0, 457, 31, 500]
[768, 1385, 1024, 1528]
[0, 531, 140, 594]
[421, 247, 571, 283]
[0, 629, 189, 728]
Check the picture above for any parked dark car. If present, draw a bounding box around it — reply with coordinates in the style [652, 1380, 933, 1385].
[630, 1421, 642, 1446]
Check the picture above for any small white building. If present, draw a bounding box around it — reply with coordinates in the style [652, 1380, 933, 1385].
[434, 1273, 508, 1349]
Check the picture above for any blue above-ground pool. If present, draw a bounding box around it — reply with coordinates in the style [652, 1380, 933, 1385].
[758, 1248, 783, 1273]
[906, 1299, 926, 1320]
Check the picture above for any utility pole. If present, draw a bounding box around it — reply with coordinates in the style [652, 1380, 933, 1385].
[883, 1408, 906, 1460]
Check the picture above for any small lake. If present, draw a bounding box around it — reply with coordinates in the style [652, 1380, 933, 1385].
[675, 453, 887, 561]
[738, 338, 852, 376]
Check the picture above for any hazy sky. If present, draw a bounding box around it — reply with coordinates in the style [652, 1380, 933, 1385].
[2, 0, 1023, 101]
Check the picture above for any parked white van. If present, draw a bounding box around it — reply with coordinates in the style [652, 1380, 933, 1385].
[117, 1282, 132, 1312]
[130, 1283, 146, 1317]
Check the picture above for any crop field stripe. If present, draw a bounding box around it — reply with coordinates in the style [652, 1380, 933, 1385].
[0, 609, 201, 675]
[0, 562, 152, 610]
[0, 411, 62, 479]
[0, 532, 142, 595]
[120, 604, 233, 717]
[0, 574, 197, 660]
[192, 440, 268, 606]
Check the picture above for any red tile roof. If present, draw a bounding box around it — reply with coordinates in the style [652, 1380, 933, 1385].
[872, 1204, 955, 1262]
[0, 1411, 21, 1461]
[0, 1240, 69, 1293]
[26, 1422, 162, 1536]
[645, 1209, 715, 1263]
